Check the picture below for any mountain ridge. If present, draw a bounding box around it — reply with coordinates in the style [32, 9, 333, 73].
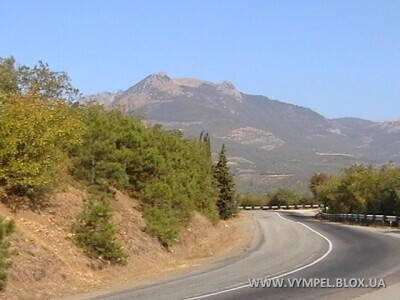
[83, 73, 400, 193]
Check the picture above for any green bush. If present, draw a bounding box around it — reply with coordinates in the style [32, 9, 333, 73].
[70, 105, 219, 246]
[0, 217, 15, 290]
[0, 57, 85, 203]
[240, 189, 314, 207]
[314, 165, 400, 214]
[239, 194, 268, 206]
[143, 207, 182, 247]
[73, 194, 127, 264]
[0, 57, 221, 250]
[268, 188, 299, 206]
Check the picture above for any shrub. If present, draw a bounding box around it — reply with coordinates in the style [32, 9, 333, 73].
[1, 58, 221, 250]
[0, 217, 15, 290]
[309, 173, 331, 197]
[314, 165, 400, 214]
[268, 188, 299, 206]
[70, 105, 219, 246]
[73, 193, 127, 264]
[143, 207, 182, 247]
[239, 194, 268, 206]
[0, 57, 85, 203]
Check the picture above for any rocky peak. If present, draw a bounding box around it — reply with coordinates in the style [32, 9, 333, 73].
[216, 80, 242, 100]
[131, 72, 171, 88]
[218, 81, 236, 90]
[126, 72, 183, 96]
[149, 72, 171, 82]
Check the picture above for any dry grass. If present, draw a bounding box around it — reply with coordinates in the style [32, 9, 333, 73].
[0, 187, 251, 299]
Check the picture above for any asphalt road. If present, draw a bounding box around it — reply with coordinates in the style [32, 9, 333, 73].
[90, 211, 400, 300]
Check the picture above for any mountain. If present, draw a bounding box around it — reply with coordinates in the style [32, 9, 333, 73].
[84, 73, 400, 193]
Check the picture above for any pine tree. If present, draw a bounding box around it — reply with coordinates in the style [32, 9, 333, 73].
[199, 131, 211, 159]
[214, 144, 237, 219]
[73, 196, 127, 264]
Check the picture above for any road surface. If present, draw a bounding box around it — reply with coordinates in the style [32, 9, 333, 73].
[85, 210, 400, 300]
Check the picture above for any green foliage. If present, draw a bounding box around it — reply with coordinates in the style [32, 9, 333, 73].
[199, 131, 212, 159]
[214, 145, 237, 219]
[309, 173, 331, 197]
[239, 194, 268, 206]
[268, 188, 296, 206]
[0, 57, 220, 250]
[267, 188, 313, 206]
[240, 188, 314, 207]
[69, 105, 131, 188]
[70, 105, 219, 246]
[0, 57, 79, 100]
[0, 57, 85, 202]
[315, 165, 400, 214]
[0, 95, 85, 198]
[0, 57, 18, 94]
[143, 207, 181, 247]
[73, 191, 127, 264]
[0, 217, 15, 291]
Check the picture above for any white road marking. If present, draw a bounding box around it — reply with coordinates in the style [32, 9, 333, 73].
[184, 212, 333, 300]
[275, 211, 296, 222]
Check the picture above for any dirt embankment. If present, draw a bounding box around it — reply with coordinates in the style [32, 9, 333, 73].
[0, 187, 251, 300]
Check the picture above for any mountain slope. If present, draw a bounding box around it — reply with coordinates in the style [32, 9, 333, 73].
[84, 73, 400, 193]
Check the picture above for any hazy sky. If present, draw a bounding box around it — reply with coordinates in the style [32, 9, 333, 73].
[1, 1, 399, 121]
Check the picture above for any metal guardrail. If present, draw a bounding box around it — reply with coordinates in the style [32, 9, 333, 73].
[238, 204, 324, 210]
[320, 212, 400, 227]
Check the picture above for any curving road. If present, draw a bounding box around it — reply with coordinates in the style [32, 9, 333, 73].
[87, 210, 400, 300]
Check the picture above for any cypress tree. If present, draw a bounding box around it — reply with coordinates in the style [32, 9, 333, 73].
[214, 144, 237, 219]
[199, 131, 212, 159]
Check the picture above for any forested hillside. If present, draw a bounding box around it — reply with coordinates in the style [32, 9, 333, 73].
[0, 57, 237, 292]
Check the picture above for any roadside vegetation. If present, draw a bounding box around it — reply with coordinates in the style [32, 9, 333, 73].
[0, 57, 238, 275]
[240, 188, 313, 207]
[0, 217, 15, 290]
[312, 165, 400, 215]
[214, 144, 238, 219]
[240, 165, 400, 217]
[72, 187, 127, 264]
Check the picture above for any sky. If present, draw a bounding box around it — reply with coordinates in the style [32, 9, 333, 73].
[1, 1, 399, 121]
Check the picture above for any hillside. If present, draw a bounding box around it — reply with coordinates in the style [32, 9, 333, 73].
[0, 58, 243, 297]
[0, 186, 249, 300]
[85, 73, 400, 193]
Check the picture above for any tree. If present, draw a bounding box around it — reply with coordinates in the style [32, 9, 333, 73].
[214, 144, 237, 219]
[0, 57, 18, 94]
[309, 173, 331, 197]
[0, 57, 79, 100]
[0, 57, 85, 201]
[69, 105, 219, 246]
[73, 196, 127, 264]
[0, 94, 84, 200]
[268, 188, 299, 206]
[199, 131, 211, 159]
